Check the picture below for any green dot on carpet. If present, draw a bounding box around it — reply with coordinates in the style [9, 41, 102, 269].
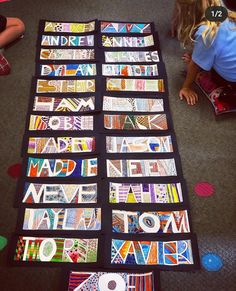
[0, 236, 8, 251]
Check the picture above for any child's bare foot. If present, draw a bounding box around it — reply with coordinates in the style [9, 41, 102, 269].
[0, 53, 11, 75]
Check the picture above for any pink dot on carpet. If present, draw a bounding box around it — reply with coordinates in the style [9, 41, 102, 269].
[194, 182, 215, 197]
[7, 163, 22, 179]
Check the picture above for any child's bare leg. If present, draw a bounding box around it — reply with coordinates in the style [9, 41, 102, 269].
[0, 17, 25, 48]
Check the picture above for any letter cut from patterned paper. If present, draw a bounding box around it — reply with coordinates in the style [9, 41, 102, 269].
[39, 64, 97, 77]
[112, 210, 190, 234]
[23, 208, 101, 230]
[106, 159, 177, 177]
[33, 96, 95, 112]
[101, 22, 152, 33]
[109, 182, 183, 204]
[22, 183, 98, 204]
[41, 35, 94, 46]
[44, 21, 96, 33]
[104, 114, 168, 130]
[40, 49, 95, 60]
[111, 239, 194, 266]
[106, 78, 164, 92]
[29, 115, 93, 131]
[27, 136, 95, 154]
[103, 96, 164, 112]
[36, 79, 95, 93]
[106, 136, 173, 153]
[102, 35, 154, 48]
[14, 236, 98, 263]
[68, 271, 155, 291]
[26, 157, 97, 178]
[105, 51, 159, 63]
[102, 64, 158, 77]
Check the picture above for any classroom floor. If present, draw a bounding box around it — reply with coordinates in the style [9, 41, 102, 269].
[0, 0, 235, 290]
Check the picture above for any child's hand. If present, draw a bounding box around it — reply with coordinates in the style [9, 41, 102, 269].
[182, 53, 192, 64]
[179, 87, 198, 105]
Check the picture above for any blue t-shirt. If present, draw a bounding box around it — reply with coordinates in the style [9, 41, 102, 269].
[192, 19, 236, 82]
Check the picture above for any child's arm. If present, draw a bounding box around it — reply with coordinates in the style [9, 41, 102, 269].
[179, 60, 201, 105]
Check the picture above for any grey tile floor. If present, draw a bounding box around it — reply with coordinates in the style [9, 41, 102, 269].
[0, 0, 235, 290]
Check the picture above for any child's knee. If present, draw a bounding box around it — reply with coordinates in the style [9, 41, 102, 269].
[7, 17, 25, 34]
[15, 18, 25, 34]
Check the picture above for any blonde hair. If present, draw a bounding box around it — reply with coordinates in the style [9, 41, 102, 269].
[176, 0, 236, 47]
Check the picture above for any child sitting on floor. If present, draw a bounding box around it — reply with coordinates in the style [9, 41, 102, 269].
[0, 15, 25, 75]
[172, 0, 236, 105]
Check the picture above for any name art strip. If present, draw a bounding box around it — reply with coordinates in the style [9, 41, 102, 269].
[110, 238, 195, 266]
[106, 136, 173, 153]
[22, 207, 101, 231]
[42, 20, 96, 33]
[32, 96, 96, 112]
[40, 49, 95, 60]
[102, 64, 159, 77]
[106, 78, 164, 92]
[14, 236, 98, 263]
[103, 96, 164, 112]
[112, 209, 190, 234]
[26, 157, 98, 178]
[106, 159, 177, 178]
[26, 136, 96, 154]
[68, 271, 156, 291]
[21, 182, 98, 204]
[36, 79, 96, 93]
[28, 115, 94, 131]
[41, 34, 95, 47]
[104, 51, 160, 63]
[38, 64, 97, 77]
[100, 21, 153, 34]
[104, 114, 168, 131]
[109, 182, 184, 204]
[101, 35, 155, 48]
